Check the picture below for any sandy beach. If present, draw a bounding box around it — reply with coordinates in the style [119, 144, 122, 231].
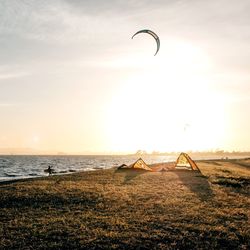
[0, 158, 249, 249]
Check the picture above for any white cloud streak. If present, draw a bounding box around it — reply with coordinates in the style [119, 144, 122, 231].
[0, 72, 30, 80]
[0, 103, 18, 107]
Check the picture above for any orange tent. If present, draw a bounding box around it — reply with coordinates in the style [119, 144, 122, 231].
[118, 158, 152, 171]
[175, 152, 200, 171]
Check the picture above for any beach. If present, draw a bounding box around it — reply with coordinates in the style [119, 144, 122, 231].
[0, 158, 249, 249]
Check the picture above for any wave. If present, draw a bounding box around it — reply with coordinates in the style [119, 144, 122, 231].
[28, 173, 39, 176]
[4, 173, 19, 177]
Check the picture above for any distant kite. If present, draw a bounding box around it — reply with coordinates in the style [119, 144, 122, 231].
[132, 29, 160, 56]
[184, 123, 190, 132]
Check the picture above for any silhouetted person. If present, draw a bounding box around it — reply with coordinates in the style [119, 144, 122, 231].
[45, 165, 53, 175]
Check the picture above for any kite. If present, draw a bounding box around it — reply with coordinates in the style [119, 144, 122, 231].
[132, 29, 160, 56]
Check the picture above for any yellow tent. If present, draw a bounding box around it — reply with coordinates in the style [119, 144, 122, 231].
[118, 158, 152, 171]
[175, 152, 200, 171]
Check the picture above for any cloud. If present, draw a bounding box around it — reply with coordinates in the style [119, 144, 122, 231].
[0, 103, 18, 107]
[1, 0, 250, 74]
[0, 0, 179, 46]
[0, 1, 74, 43]
[0, 0, 132, 44]
[1, 0, 250, 42]
[0, 65, 31, 80]
[0, 72, 30, 80]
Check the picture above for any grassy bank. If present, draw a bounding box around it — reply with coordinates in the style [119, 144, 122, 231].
[0, 158, 249, 249]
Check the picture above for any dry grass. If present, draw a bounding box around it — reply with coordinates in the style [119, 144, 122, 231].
[0, 158, 249, 249]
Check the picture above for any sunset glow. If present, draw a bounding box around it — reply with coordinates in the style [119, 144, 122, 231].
[0, 1, 250, 154]
[104, 42, 226, 152]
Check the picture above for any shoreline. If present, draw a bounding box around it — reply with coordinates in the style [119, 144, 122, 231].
[1, 156, 249, 186]
[0, 170, 89, 186]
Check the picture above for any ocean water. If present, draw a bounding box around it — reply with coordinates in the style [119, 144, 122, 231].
[0, 155, 175, 182]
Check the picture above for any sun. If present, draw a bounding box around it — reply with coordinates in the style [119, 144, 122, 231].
[104, 40, 226, 153]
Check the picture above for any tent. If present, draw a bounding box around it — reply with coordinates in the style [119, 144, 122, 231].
[174, 152, 200, 171]
[118, 158, 152, 171]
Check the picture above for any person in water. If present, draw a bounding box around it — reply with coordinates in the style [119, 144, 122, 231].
[47, 165, 53, 175]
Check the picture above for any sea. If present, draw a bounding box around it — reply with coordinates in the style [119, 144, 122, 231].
[0, 155, 175, 182]
[0, 154, 248, 182]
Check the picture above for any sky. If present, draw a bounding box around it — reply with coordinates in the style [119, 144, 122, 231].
[0, 0, 250, 154]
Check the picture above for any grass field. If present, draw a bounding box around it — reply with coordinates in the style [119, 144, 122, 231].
[0, 158, 249, 249]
